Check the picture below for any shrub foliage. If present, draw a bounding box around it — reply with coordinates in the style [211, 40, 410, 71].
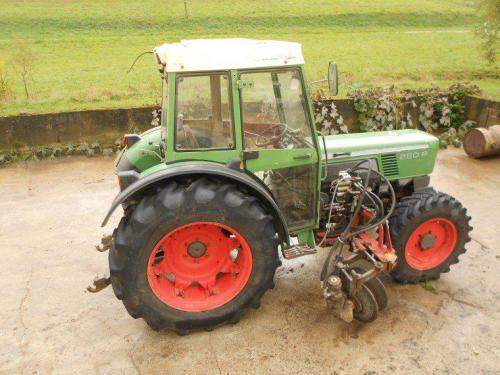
[313, 82, 481, 148]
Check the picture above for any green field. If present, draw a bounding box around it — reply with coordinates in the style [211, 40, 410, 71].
[0, 0, 498, 116]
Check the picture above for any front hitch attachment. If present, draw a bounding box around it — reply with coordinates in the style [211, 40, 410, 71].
[323, 275, 354, 323]
[87, 275, 111, 293]
[88, 234, 113, 293]
[323, 220, 397, 323]
[95, 234, 113, 252]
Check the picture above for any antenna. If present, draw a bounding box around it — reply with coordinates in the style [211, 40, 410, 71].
[127, 51, 154, 74]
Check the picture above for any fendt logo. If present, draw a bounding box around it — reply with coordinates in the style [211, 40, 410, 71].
[399, 150, 428, 160]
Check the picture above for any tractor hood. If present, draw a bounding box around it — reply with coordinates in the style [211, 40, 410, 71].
[117, 127, 440, 182]
[320, 129, 439, 180]
[320, 129, 438, 159]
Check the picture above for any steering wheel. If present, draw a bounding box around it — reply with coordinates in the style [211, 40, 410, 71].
[255, 124, 289, 148]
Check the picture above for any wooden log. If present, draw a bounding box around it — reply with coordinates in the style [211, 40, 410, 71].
[463, 125, 500, 158]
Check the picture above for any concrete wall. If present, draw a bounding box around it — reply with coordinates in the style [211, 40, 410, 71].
[0, 107, 156, 150]
[464, 96, 500, 127]
[0, 96, 498, 151]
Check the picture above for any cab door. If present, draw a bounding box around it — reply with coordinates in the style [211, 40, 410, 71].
[167, 71, 241, 163]
[238, 68, 320, 231]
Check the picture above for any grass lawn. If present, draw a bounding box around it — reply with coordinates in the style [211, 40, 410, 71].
[0, 0, 498, 116]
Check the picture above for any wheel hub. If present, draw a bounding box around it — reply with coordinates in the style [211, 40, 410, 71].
[420, 233, 437, 250]
[187, 241, 207, 258]
[405, 218, 458, 271]
[146, 222, 253, 312]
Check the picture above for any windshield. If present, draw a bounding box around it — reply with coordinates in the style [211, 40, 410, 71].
[240, 69, 313, 151]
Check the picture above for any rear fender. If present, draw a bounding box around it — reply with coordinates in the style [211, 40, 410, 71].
[102, 162, 290, 246]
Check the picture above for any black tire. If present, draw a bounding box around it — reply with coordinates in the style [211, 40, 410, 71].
[389, 190, 472, 284]
[109, 177, 280, 334]
[352, 266, 388, 311]
[352, 284, 379, 323]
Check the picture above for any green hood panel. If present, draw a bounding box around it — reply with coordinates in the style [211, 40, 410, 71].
[320, 129, 439, 180]
[321, 129, 438, 157]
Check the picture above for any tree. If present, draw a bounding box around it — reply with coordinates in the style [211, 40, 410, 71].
[476, 0, 499, 64]
[183, 0, 189, 18]
[11, 44, 35, 100]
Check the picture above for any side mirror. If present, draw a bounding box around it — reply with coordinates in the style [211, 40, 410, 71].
[328, 61, 339, 96]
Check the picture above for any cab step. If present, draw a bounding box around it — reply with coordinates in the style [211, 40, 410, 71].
[282, 244, 317, 259]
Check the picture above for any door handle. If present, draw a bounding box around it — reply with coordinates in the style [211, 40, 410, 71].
[293, 153, 312, 160]
[243, 150, 259, 160]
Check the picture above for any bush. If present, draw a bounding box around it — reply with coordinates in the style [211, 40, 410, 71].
[349, 86, 413, 132]
[344, 83, 481, 147]
[312, 89, 347, 135]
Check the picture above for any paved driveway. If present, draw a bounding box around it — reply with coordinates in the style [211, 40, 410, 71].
[0, 148, 498, 374]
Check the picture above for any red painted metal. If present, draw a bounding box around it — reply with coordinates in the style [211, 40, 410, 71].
[404, 218, 457, 271]
[147, 222, 253, 312]
[356, 226, 396, 265]
[316, 208, 397, 270]
[352, 210, 397, 270]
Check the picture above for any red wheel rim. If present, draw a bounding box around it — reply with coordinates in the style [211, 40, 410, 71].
[405, 218, 458, 271]
[147, 222, 253, 312]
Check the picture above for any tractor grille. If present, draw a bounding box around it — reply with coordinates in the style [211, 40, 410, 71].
[380, 153, 399, 177]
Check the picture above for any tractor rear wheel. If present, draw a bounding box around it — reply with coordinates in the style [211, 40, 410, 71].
[109, 177, 280, 334]
[389, 190, 471, 284]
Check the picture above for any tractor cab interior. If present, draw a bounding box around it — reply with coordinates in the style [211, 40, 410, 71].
[240, 69, 312, 151]
[174, 69, 313, 152]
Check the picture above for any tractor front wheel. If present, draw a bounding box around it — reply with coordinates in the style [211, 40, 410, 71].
[389, 190, 472, 284]
[109, 178, 280, 334]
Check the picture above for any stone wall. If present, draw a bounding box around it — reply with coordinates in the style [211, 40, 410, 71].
[464, 96, 500, 127]
[0, 96, 498, 151]
[0, 107, 156, 150]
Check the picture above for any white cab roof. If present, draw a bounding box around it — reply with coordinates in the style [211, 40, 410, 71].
[153, 39, 304, 72]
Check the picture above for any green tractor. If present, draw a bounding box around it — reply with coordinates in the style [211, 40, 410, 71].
[98, 39, 471, 334]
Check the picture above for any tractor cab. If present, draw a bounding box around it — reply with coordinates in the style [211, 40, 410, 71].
[152, 39, 328, 238]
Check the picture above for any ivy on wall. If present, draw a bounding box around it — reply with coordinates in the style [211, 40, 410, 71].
[312, 90, 347, 135]
[0, 140, 123, 165]
[346, 83, 481, 147]
[349, 86, 413, 132]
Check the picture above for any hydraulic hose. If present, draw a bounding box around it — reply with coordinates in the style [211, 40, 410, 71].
[320, 159, 372, 282]
[347, 167, 396, 237]
[319, 160, 397, 283]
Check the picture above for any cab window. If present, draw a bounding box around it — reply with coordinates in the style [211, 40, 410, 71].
[175, 73, 234, 150]
[240, 69, 313, 151]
